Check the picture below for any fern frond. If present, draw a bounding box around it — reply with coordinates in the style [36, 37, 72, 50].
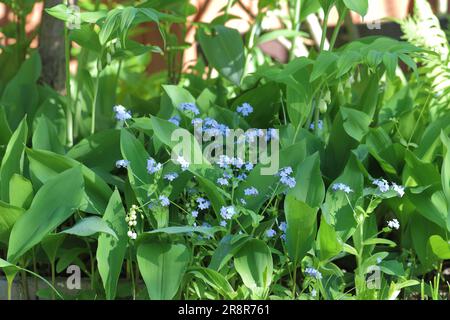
[399, 0, 450, 115]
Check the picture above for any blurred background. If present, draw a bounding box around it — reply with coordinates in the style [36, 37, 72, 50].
[0, 0, 449, 75]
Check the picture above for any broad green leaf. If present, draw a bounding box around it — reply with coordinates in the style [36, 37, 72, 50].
[343, 243, 358, 256]
[408, 186, 449, 231]
[26, 148, 112, 214]
[32, 115, 64, 154]
[289, 153, 325, 208]
[284, 195, 318, 265]
[8, 174, 33, 208]
[415, 114, 450, 162]
[33, 95, 66, 146]
[0, 257, 13, 268]
[234, 239, 273, 295]
[429, 235, 450, 260]
[188, 267, 236, 299]
[317, 216, 342, 261]
[119, 7, 138, 44]
[56, 247, 87, 273]
[0, 105, 12, 148]
[231, 82, 281, 128]
[364, 128, 397, 175]
[343, 0, 368, 16]
[67, 129, 121, 172]
[7, 167, 85, 263]
[197, 26, 245, 86]
[403, 150, 441, 187]
[145, 226, 217, 237]
[159, 85, 195, 118]
[120, 129, 151, 205]
[1, 53, 40, 129]
[70, 25, 102, 53]
[0, 201, 24, 245]
[409, 213, 441, 268]
[379, 260, 405, 277]
[61, 216, 117, 239]
[286, 83, 310, 128]
[319, 0, 336, 12]
[97, 189, 128, 300]
[46, 4, 106, 24]
[341, 107, 371, 141]
[311, 51, 338, 81]
[441, 132, 450, 214]
[378, 86, 414, 124]
[392, 280, 420, 291]
[99, 8, 122, 45]
[209, 234, 249, 271]
[383, 52, 398, 79]
[41, 233, 66, 265]
[363, 238, 397, 247]
[137, 239, 190, 300]
[322, 154, 363, 237]
[0, 116, 27, 202]
[336, 50, 362, 77]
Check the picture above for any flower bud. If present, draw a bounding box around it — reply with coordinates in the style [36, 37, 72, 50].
[318, 99, 327, 114]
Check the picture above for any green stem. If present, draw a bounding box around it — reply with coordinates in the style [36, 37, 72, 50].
[313, 101, 320, 135]
[289, 0, 302, 60]
[91, 59, 101, 135]
[224, 0, 233, 18]
[292, 264, 297, 298]
[64, 22, 74, 147]
[72, 49, 88, 139]
[355, 221, 365, 298]
[22, 267, 64, 300]
[85, 240, 95, 290]
[319, 8, 331, 52]
[21, 269, 29, 300]
[329, 8, 347, 51]
[51, 262, 56, 300]
[129, 251, 136, 300]
[32, 248, 38, 293]
[7, 277, 12, 300]
[260, 183, 280, 217]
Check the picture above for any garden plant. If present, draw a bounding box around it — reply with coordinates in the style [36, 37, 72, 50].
[0, 0, 449, 301]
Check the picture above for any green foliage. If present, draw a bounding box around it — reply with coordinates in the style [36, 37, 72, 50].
[0, 0, 448, 301]
[137, 239, 190, 300]
[7, 167, 85, 263]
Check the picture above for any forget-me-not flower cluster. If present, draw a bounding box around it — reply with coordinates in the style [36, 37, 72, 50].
[332, 183, 353, 194]
[179, 102, 200, 115]
[147, 158, 162, 174]
[116, 159, 130, 168]
[113, 105, 132, 121]
[305, 267, 322, 280]
[237, 103, 253, 117]
[220, 206, 236, 220]
[278, 167, 296, 189]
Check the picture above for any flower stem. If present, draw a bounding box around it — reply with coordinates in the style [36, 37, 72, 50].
[319, 7, 331, 52]
[64, 21, 73, 147]
[329, 8, 347, 51]
[91, 59, 101, 135]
